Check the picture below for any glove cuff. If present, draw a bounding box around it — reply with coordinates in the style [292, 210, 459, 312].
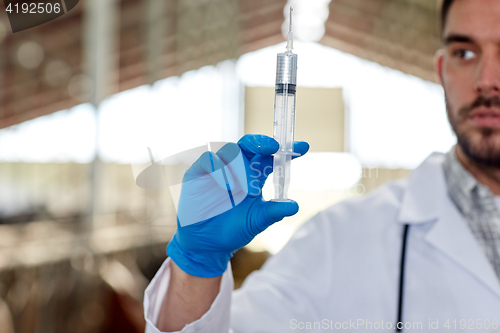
[167, 237, 232, 278]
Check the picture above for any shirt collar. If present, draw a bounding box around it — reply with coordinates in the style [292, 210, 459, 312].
[397, 149, 497, 224]
[397, 152, 446, 223]
[442, 145, 479, 216]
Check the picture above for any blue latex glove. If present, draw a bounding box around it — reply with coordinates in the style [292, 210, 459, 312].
[167, 134, 310, 277]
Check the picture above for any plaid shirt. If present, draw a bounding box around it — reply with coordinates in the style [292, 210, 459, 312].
[443, 146, 500, 279]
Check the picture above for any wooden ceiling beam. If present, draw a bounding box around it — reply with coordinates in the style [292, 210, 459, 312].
[0, 0, 443, 129]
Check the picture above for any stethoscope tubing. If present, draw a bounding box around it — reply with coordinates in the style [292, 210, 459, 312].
[395, 224, 410, 332]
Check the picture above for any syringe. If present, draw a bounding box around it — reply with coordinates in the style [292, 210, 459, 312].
[272, 7, 299, 202]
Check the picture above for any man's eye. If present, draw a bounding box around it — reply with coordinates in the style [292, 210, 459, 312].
[453, 49, 475, 60]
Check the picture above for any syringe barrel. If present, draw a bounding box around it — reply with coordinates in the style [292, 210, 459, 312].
[272, 52, 297, 201]
[272, 85, 296, 201]
[273, 52, 297, 153]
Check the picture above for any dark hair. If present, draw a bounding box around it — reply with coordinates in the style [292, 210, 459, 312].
[441, 0, 455, 33]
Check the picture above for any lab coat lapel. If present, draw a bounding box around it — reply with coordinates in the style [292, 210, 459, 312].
[398, 152, 500, 300]
[424, 194, 500, 300]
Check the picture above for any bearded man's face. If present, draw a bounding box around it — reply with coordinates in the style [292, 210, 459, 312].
[437, 0, 500, 167]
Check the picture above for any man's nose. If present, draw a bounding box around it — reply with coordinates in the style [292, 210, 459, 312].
[475, 52, 500, 95]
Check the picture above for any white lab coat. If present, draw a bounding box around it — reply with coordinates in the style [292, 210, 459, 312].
[144, 152, 500, 332]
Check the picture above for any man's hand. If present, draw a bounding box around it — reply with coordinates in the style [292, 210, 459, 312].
[158, 134, 309, 331]
[167, 134, 310, 278]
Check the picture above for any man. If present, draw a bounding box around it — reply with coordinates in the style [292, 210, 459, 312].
[145, 0, 500, 331]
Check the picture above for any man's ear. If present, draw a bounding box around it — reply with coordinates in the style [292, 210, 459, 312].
[434, 49, 445, 85]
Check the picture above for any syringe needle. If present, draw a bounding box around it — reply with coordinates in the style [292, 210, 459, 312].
[286, 7, 293, 54]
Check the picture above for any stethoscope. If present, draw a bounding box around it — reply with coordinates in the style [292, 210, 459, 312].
[395, 224, 410, 332]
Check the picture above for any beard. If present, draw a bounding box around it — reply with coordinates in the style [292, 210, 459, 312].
[446, 95, 500, 168]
